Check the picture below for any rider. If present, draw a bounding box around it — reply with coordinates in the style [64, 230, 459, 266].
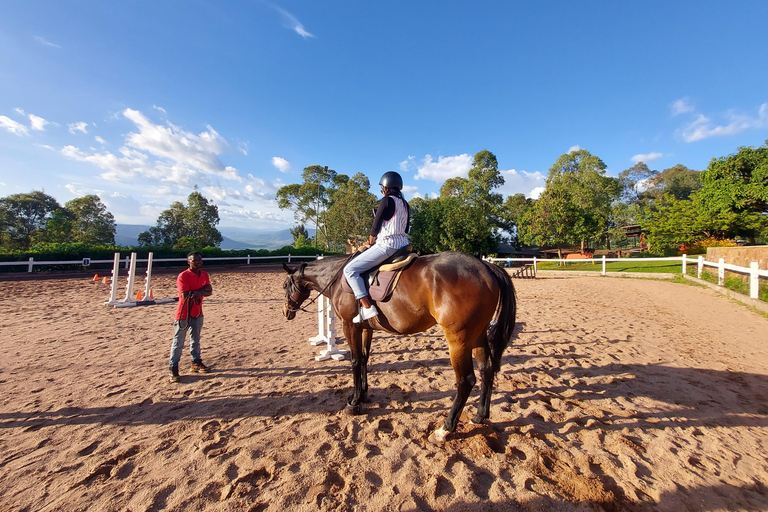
[343, 171, 410, 323]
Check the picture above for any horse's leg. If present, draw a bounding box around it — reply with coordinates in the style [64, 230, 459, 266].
[360, 326, 374, 401]
[472, 339, 494, 424]
[343, 321, 366, 415]
[429, 341, 476, 443]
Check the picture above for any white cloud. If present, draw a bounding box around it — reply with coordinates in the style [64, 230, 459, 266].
[272, 156, 290, 172]
[29, 114, 49, 131]
[122, 108, 241, 182]
[68, 122, 89, 134]
[399, 156, 415, 172]
[35, 36, 61, 48]
[413, 153, 473, 182]
[680, 103, 768, 142]
[153, 105, 167, 115]
[529, 187, 545, 200]
[567, 145, 581, 154]
[273, 6, 314, 38]
[65, 183, 89, 196]
[0, 115, 29, 135]
[498, 169, 547, 199]
[671, 98, 694, 116]
[631, 152, 663, 164]
[238, 142, 249, 155]
[95, 136, 106, 145]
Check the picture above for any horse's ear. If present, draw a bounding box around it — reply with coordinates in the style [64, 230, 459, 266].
[282, 263, 294, 274]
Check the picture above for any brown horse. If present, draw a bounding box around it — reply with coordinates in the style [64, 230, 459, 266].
[282, 251, 516, 443]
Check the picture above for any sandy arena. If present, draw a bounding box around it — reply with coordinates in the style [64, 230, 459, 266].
[1, 267, 768, 511]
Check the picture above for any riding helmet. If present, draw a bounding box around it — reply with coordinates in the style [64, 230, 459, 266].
[379, 171, 403, 190]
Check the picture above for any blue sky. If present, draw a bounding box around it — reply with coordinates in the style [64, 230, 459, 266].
[1, 1, 767, 231]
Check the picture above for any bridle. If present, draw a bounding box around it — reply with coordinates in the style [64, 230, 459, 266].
[283, 252, 359, 314]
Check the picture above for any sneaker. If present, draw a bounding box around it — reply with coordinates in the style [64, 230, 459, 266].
[353, 304, 379, 323]
[169, 365, 180, 383]
[191, 360, 211, 373]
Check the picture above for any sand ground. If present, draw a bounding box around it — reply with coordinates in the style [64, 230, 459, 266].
[1, 267, 767, 512]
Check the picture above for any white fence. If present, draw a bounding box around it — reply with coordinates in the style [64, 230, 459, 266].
[485, 254, 768, 300]
[0, 253, 319, 273]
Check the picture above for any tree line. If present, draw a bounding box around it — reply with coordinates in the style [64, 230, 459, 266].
[3, 141, 766, 256]
[278, 142, 768, 257]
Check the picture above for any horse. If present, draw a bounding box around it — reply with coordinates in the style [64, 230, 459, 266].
[282, 251, 516, 443]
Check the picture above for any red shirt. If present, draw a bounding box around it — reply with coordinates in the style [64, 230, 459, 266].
[175, 269, 210, 320]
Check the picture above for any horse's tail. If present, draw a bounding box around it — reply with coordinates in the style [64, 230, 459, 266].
[484, 260, 517, 373]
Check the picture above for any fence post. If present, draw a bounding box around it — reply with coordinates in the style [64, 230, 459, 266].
[682, 254, 687, 276]
[124, 256, 130, 269]
[288, 254, 291, 263]
[750, 262, 759, 299]
[718, 258, 725, 286]
[602, 255, 606, 276]
[28, 257, 34, 273]
[533, 256, 537, 274]
[698, 256, 704, 278]
[247, 255, 251, 265]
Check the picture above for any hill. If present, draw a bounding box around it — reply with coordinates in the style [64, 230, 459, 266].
[115, 225, 302, 250]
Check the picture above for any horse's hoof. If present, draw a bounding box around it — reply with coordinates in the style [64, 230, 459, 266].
[344, 404, 363, 415]
[470, 416, 485, 425]
[428, 426, 449, 444]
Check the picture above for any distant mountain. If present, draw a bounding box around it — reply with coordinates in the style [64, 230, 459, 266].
[115, 224, 308, 250]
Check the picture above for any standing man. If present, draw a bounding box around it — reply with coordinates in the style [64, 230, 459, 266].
[169, 251, 213, 383]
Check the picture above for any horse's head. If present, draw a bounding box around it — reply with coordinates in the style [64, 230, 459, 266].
[282, 262, 310, 320]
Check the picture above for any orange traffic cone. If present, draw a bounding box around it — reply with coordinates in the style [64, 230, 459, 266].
[102, 276, 109, 284]
[92, 274, 99, 281]
[149, 289, 154, 299]
[135, 291, 143, 300]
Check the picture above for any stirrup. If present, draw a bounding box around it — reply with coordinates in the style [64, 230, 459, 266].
[353, 305, 378, 323]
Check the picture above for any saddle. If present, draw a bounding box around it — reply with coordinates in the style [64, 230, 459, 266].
[341, 245, 418, 302]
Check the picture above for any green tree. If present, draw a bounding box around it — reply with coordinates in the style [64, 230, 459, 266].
[499, 193, 533, 244]
[521, 149, 621, 253]
[698, 144, 768, 214]
[618, 162, 656, 205]
[276, 165, 337, 249]
[414, 150, 505, 255]
[0, 191, 61, 249]
[42, 208, 75, 243]
[323, 173, 377, 251]
[138, 190, 222, 248]
[64, 195, 116, 245]
[644, 164, 701, 203]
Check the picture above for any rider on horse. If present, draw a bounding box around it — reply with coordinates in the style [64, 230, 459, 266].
[343, 171, 410, 323]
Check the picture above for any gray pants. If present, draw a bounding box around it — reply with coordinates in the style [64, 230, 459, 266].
[169, 316, 204, 367]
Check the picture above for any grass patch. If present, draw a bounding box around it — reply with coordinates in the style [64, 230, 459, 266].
[537, 259, 682, 273]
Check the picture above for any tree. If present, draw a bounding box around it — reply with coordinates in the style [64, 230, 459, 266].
[323, 173, 377, 251]
[290, 224, 310, 243]
[0, 191, 61, 249]
[276, 165, 338, 249]
[520, 149, 621, 253]
[644, 164, 701, 203]
[138, 190, 222, 248]
[499, 193, 533, 244]
[618, 162, 656, 204]
[413, 150, 505, 255]
[698, 144, 768, 215]
[63, 195, 116, 245]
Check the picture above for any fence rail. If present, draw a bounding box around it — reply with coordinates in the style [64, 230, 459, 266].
[0, 254, 320, 273]
[485, 254, 768, 300]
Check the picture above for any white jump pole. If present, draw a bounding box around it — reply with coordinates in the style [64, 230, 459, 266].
[122, 252, 138, 302]
[106, 252, 121, 303]
[309, 256, 346, 362]
[105, 252, 176, 308]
